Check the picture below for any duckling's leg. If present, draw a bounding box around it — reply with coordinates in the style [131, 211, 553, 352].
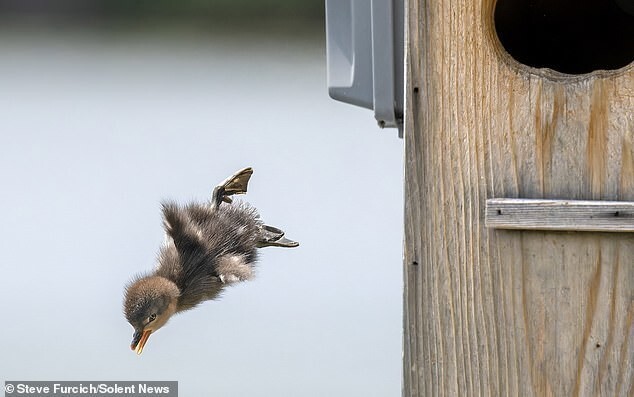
[211, 167, 253, 210]
[257, 225, 299, 248]
[215, 254, 254, 284]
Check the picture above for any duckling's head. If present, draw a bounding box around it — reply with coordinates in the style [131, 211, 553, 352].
[124, 276, 180, 355]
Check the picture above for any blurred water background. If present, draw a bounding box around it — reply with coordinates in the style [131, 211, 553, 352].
[0, 2, 404, 396]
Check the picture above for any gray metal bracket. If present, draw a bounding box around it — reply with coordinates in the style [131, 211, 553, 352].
[326, 0, 404, 136]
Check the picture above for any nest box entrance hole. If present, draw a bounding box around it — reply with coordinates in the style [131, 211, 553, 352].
[494, 0, 634, 74]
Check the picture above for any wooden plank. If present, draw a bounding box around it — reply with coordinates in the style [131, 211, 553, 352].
[403, 0, 634, 395]
[485, 198, 634, 232]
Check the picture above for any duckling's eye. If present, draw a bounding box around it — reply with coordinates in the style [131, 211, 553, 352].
[148, 314, 157, 322]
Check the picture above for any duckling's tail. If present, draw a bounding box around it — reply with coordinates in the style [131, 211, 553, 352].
[257, 225, 299, 248]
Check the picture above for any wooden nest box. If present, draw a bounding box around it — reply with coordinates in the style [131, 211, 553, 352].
[403, 0, 634, 395]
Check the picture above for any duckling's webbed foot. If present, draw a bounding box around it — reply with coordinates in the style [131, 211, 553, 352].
[211, 167, 253, 210]
[257, 225, 299, 248]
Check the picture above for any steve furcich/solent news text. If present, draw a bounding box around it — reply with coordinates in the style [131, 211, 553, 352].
[5, 381, 177, 396]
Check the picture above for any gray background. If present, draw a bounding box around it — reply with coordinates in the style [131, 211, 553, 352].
[0, 11, 403, 397]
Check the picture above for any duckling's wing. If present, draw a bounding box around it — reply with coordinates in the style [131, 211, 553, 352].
[161, 201, 206, 257]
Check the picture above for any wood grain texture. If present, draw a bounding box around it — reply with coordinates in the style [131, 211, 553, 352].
[485, 198, 634, 232]
[403, 0, 634, 396]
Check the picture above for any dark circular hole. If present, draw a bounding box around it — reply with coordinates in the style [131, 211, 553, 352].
[494, 0, 634, 74]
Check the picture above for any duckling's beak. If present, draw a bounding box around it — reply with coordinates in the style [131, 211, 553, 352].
[131, 329, 152, 355]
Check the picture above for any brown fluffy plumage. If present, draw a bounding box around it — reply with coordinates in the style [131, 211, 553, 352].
[123, 167, 298, 354]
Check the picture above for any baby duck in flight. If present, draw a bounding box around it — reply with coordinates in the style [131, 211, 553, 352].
[124, 167, 298, 355]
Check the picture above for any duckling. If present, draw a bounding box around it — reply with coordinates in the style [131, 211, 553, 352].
[123, 167, 298, 355]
